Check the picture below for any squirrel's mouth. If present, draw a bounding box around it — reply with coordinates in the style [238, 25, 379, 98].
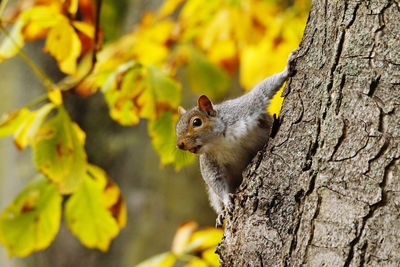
[189, 145, 202, 154]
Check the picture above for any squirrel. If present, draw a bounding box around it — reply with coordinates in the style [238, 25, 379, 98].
[175, 49, 298, 227]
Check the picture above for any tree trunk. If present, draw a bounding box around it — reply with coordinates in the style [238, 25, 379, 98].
[217, 0, 400, 266]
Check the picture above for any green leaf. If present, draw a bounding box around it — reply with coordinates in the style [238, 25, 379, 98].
[64, 173, 120, 252]
[0, 108, 30, 138]
[186, 48, 230, 100]
[0, 175, 62, 257]
[148, 66, 181, 109]
[13, 103, 55, 150]
[136, 252, 176, 267]
[33, 107, 86, 194]
[148, 110, 195, 169]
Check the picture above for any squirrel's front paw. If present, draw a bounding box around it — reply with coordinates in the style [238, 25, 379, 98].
[226, 193, 235, 213]
[215, 197, 235, 228]
[287, 48, 299, 77]
[215, 213, 225, 228]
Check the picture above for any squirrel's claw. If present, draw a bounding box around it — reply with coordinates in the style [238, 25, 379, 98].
[215, 213, 224, 228]
[287, 48, 299, 77]
[215, 196, 235, 228]
[226, 193, 235, 213]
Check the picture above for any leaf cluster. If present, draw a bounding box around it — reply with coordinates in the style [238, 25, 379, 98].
[136, 221, 223, 267]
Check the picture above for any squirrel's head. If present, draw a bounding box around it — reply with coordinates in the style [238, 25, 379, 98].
[175, 95, 223, 154]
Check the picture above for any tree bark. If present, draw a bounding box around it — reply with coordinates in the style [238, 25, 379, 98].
[217, 0, 400, 266]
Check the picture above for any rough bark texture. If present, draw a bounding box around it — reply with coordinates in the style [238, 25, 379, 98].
[217, 0, 400, 266]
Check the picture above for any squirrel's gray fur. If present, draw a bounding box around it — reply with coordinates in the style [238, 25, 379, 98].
[176, 50, 297, 227]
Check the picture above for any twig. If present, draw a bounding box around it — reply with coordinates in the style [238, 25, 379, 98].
[0, 0, 9, 18]
[0, 24, 55, 92]
[24, 94, 49, 109]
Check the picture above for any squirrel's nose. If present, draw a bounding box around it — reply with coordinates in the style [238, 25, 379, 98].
[177, 142, 185, 150]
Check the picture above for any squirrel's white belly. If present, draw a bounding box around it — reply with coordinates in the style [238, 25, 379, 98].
[209, 114, 270, 177]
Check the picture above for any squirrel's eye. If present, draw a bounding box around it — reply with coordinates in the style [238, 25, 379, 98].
[192, 118, 202, 127]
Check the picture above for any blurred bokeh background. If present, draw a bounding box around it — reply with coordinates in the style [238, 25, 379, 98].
[0, 0, 309, 266]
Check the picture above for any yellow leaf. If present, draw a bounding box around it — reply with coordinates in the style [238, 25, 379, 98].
[171, 221, 198, 254]
[196, 8, 231, 50]
[102, 63, 181, 126]
[44, 20, 82, 74]
[14, 103, 55, 150]
[48, 89, 63, 106]
[72, 122, 86, 145]
[101, 61, 143, 125]
[132, 19, 174, 66]
[136, 252, 176, 267]
[0, 18, 25, 61]
[64, 174, 119, 251]
[72, 21, 95, 38]
[0, 108, 30, 138]
[178, 0, 222, 42]
[0, 5, 63, 59]
[206, 39, 236, 69]
[87, 164, 127, 228]
[239, 35, 290, 90]
[67, 0, 79, 15]
[201, 248, 220, 267]
[0, 5, 62, 61]
[22, 5, 64, 40]
[63, 165, 126, 250]
[184, 259, 209, 267]
[185, 228, 223, 253]
[158, 0, 187, 18]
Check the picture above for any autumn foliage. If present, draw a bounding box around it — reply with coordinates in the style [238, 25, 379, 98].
[0, 0, 309, 262]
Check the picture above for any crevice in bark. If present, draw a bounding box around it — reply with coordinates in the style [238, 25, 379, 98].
[326, 29, 345, 94]
[258, 252, 264, 267]
[301, 191, 322, 266]
[367, 75, 381, 97]
[359, 241, 368, 267]
[293, 92, 304, 124]
[345, 3, 359, 29]
[332, 121, 370, 162]
[329, 119, 348, 161]
[302, 119, 320, 172]
[287, 209, 302, 264]
[365, 137, 390, 175]
[270, 148, 290, 168]
[322, 24, 345, 120]
[343, 157, 399, 267]
[305, 171, 317, 197]
[335, 74, 346, 115]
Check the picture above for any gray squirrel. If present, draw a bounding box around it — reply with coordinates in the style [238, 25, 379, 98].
[175, 49, 298, 227]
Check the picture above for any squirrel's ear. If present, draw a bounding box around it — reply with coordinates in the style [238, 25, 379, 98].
[178, 106, 186, 115]
[197, 95, 216, 116]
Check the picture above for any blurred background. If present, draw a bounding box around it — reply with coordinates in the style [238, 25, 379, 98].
[0, 0, 309, 266]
